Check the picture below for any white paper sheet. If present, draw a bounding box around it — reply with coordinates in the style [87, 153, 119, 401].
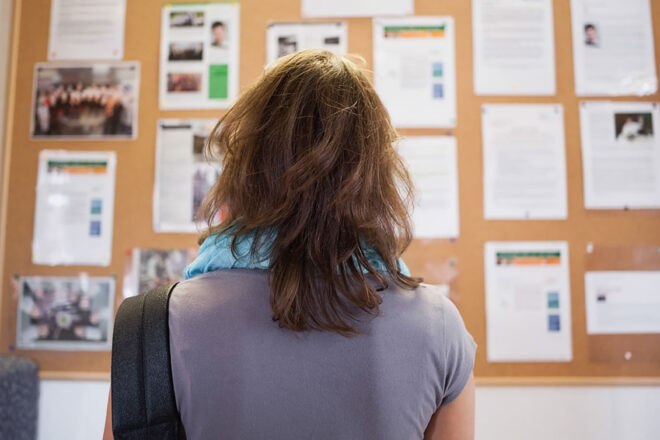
[373, 16, 457, 128]
[16, 275, 115, 351]
[154, 119, 220, 233]
[472, 0, 556, 95]
[159, 2, 240, 109]
[32, 151, 116, 266]
[585, 271, 660, 334]
[579, 101, 660, 209]
[485, 241, 572, 362]
[397, 136, 460, 238]
[48, 0, 126, 60]
[482, 104, 567, 219]
[266, 22, 347, 64]
[570, 0, 657, 96]
[301, 0, 413, 18]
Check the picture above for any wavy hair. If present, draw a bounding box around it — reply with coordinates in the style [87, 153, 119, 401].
[198, 49, 420, 335]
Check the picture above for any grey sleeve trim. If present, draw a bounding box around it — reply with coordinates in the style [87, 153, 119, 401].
[438, 300, 477, 408]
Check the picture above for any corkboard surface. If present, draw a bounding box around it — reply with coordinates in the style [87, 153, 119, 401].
[2, 0, 660, 381]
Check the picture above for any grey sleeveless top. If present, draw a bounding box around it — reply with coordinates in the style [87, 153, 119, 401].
[169, 269, 476, 440]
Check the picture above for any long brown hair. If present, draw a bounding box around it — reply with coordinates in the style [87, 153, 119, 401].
[198, 49, 420, 335]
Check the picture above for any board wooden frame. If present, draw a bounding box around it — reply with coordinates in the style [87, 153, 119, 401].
[2, 0, 660, 382]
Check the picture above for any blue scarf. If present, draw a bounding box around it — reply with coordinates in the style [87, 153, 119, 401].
[184, 231, 410, 279]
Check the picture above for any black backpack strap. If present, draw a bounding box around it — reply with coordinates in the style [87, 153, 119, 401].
[111, 283, 184, 439]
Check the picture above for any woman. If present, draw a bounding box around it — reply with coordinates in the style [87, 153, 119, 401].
[105, 49, 475, 439]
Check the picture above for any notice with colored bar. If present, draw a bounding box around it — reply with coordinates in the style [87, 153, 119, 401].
[373, 16, 457, 128]
[485, 241, 573, 362]
[32, 150, 116, 266]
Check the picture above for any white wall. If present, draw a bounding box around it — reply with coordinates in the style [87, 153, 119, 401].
[39, 381, 109, 440]
[38, 380, 660, 440]
[475, 386, 660, 440]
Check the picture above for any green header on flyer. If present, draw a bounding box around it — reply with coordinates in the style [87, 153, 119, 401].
[496, 252, 561, 258]
[167, 2, 238, 6]
[47, 161, 108, 167]
[383, 25, 446, 32]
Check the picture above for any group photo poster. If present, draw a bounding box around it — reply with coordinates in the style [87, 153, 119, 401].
[31, 62, 139, 139]
[16, 275, 115, 351]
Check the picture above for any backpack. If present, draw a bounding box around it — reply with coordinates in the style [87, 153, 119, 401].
[111, 283, 186, 439]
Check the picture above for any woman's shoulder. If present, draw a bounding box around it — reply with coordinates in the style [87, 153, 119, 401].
[169, 269, 269, 315]
[377, 281, 471, 340]
[381, 281, 457, 319]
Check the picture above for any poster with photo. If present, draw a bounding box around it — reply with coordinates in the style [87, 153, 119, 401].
[579, 101, 660, 208]
[154, 119, 222, 232]
[159, 2, 240, 109]
[570, 0, 657, 96]
[16, 276, 115, 351]
[31, 62, 139, 139]
[123, 248, 197, 298]
[266, 22, 347, 64]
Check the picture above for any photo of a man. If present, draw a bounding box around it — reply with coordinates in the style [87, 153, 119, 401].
[584, 23, 598, 47]
[211, 21, 227, 47]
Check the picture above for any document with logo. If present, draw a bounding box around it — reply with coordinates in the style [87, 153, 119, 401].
[472, 0, 556, 95]
[585, 271, 660, 334]
[482, 104, 567, 219]
[397, 136, 459, 238]
[373, 16, 457, 128]
[32, 150, 116, 266]
[485, 241, 572, 362]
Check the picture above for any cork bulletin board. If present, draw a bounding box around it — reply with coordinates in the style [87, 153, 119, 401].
[2, 0, 660, 382]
